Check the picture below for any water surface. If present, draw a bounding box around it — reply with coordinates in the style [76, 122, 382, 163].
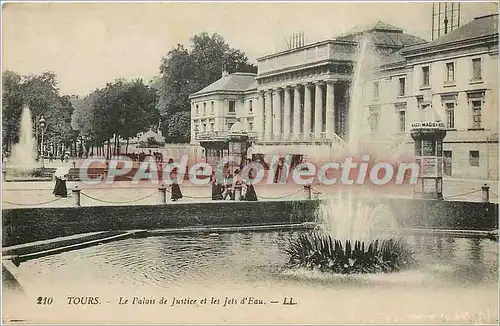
[4, 231, 498, 324]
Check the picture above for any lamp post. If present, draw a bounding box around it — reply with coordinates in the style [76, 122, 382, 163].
[39, 115, 46, 168]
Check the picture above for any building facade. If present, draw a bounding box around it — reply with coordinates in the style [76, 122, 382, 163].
[189, 14, 498, 180]
[362, 13, 498, 180]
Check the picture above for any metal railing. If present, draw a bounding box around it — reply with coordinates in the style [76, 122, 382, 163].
[196, 131, 258, 141]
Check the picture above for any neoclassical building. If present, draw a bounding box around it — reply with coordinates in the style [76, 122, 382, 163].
[362, 13, 498, 180]
[189, 14, 498, 179]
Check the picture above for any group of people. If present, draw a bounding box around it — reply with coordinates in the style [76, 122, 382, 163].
[125, 151, 164, 163]
[51, 158, 261, 202]
[210, 167, 258, 202]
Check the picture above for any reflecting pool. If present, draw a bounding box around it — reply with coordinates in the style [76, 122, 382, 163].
[3, 231, 498, 324]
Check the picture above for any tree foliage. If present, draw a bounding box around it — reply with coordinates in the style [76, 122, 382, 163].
[2, 70, 77, 151]
[2, 31, 255, 152]
[157, 32, 256, 143]
[70, 79, 159, 155]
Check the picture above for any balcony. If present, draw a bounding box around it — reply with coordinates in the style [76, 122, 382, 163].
[257, 41, 358, 77]
[196, 131, 258, 142]
[258, 132, 348, 146]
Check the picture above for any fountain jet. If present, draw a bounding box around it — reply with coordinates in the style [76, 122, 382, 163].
[8, 106, 39, 177]
[317, 35, 399, 242]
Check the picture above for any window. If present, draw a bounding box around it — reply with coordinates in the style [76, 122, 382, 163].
[249, 122, 253, 131]
[472, 58, 482, 81]
[211, 101, 214, 113]
[443, 151, 452, 176]
[398, 110, 406, 132]
[195, 104, 199, 115]
[445, 102, 455, 128]
[471, 100, 482, 128]
[373, 81, 379, 99]
[368, 107, 380, 133]
[398, 78, 405, 96]
[228, 101, 236, 113]
[469, 150, 480, 167]
[202, 123, 207, 132]
[203, 102, 206, 114]
[445, 62, 455, 83]
[421, 66, 430, 87]
[210, 122, 214, 131]
[249, 100, 253, 112]
[422, 140, 436, 156]
[417, 96, 431, 111]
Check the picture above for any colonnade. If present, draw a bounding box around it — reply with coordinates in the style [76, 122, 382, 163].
[257, 81, 337, 142]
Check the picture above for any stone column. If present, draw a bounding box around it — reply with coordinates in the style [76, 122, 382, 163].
[222, 99, 228, 131]
[258, 91, 265, 140]
[273, 89, 282, 140]
[265, 90, 273, 140]
[304, 83, 313, 140]
[213, 102, 218, 131]
[326, 81, 335, 139]
[314, 82, 324, 139]
[283, 87, 291, 140]
[293, 85, 301, 139]
[190, 116, 196, 144]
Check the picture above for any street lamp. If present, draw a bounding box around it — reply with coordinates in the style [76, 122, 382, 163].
[39, 115, 46, 168]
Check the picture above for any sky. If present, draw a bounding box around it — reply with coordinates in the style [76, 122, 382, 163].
[2, 1, 498, 96]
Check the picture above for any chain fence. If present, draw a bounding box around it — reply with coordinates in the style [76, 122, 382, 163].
[80, 191, 157, 204]
[256, 188, 305, 200]
[443, 188, 482, 200]
[3, 184, 497, 207]
[2, 197, 63, 206]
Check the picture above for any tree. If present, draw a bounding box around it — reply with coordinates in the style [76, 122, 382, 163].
[2, 70, 76, 154]
[166, 111, 191, 143]
[2, 71, 24, 151]
[157, 32, 256, 143]
[70, 79, 159, 157]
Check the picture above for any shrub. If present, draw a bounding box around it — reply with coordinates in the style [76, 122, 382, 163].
[286, 231, 415, 274]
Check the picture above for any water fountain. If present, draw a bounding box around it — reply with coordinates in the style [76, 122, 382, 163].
[5, 106, 39, 178]
[286, 36, 414, 274]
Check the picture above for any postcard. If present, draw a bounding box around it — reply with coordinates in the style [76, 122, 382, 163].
[2, 1, 499, 324]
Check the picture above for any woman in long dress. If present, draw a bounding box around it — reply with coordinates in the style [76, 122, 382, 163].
[170, 168, 183, 201]
[53, 173, 68, 197]
[211, 172, 224, 200]
[244, 168, 258, 201]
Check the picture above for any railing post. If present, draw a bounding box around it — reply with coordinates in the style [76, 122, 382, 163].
[303, 185, 312, 200]
[102, 161, 109, 181]
[234, 184, 243, 201]
[72, 185, 81, 207]
[481, 184, 490, 203]
[158, 184, 167, 204]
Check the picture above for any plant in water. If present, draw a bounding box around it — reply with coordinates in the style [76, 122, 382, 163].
[286, 231, 415, 274]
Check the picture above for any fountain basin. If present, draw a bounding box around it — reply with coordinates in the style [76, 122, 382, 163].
[2, 231, 498, 324]
[3, 198, 498, 247]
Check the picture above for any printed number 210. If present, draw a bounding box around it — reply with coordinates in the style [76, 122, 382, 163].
[37, 297, 53, 305]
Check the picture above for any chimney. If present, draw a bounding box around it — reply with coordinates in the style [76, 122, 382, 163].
[222, 63, 229, 77]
